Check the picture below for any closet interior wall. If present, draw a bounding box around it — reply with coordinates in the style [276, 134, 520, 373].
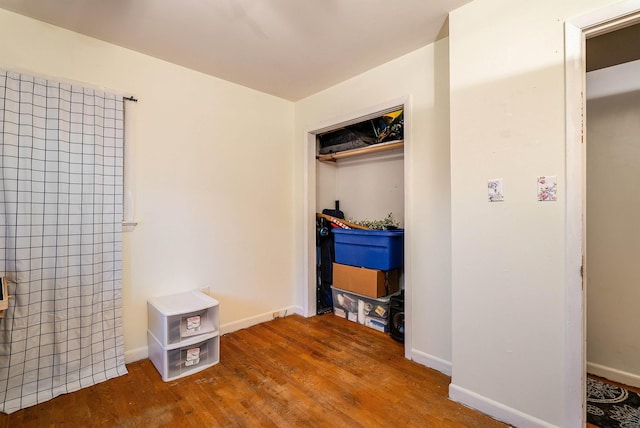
[316, 151, 404, 226]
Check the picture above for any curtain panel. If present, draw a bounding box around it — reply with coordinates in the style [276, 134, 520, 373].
[0, 69, 127, 413]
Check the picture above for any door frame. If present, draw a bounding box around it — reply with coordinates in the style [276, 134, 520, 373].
[564, 2, 640, 425]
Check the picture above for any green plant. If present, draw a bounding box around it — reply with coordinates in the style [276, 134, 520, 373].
[348, 213, 400, 230]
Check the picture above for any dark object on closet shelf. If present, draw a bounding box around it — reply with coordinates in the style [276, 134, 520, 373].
[321, 209, 344, 220]
[317, 110, 404, 155]
[322, 200, 344, 220]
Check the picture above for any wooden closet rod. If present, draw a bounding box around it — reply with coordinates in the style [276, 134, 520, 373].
[316, 140, 404, 162]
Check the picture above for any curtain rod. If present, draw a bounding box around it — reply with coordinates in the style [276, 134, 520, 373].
[123, 96, 138, 103]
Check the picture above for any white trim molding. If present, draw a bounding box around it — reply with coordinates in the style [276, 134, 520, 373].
[587, 362, 640, 389]
[219, 305, 303, 336]
[449, 384, 558, 428]
[124, 346, 149, 364]
[410, 349, 452, 376]
[564, 19, 587, 428]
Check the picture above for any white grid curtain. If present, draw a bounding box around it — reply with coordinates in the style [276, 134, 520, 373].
[0, 69, 127, 413]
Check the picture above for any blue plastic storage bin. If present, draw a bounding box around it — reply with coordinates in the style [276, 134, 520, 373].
[333, 228, 404, 270]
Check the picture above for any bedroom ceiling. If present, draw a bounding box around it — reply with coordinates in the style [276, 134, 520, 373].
[0, 0, 471, 101]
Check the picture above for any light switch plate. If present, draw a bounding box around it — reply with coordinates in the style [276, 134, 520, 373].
[537, 176, 557, 201]
[488, 178, 504, 202]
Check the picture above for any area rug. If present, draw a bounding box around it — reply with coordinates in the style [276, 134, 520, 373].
[587, 378, 640, 427]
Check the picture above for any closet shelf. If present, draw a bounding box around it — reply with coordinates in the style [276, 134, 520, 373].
[316, 140, 404, 162]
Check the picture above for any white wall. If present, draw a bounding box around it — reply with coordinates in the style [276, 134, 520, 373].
[586, 60, 640, 387]
[0, 9, 296, 361]
[448, 0, 622, 426]
[316, 161, 339, 214]
[317, 150, 404, 226]
[295, 38, 453, 372]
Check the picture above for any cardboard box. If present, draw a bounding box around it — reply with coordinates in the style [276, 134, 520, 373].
[332, 263, 399, 298]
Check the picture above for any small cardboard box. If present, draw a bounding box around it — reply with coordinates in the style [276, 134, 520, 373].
[332, 263, 399, 298]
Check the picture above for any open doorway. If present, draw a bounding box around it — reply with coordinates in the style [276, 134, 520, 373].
[302, 96, 413, 360]
[585, 23, 640, 389]
[584, 22, 640, 427]
[565, 5, 640, 426]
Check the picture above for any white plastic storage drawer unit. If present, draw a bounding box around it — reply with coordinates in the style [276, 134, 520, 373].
[147, 330, 219, 381]
[147, 290, 220, 381]
[148, 290, 219, 346]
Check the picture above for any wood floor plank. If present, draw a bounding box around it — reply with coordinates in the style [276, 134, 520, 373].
[223, 332, 347, 427]
[243, 322, 399, 427]
[0, 313, 509, 427]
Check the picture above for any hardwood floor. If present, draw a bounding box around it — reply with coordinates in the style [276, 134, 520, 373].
[0, 314, 508, 427]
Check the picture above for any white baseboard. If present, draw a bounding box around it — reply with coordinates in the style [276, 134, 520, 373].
[449, 383, 557, 428]
[125, 346, 148, 364]
[291, 305, 305, 316]
[410, 349, 452, 376]
[587, 361, 640, 389]
[219, 305, 303, 335]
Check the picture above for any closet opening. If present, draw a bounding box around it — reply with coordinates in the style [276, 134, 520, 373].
[565, 5, 640, 424]
[584, 20, 640, 426]
[304, 99, 409, 354]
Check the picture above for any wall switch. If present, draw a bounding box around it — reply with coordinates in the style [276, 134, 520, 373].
[488, 178, 504, 202]
[537, 176, 557, 201]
